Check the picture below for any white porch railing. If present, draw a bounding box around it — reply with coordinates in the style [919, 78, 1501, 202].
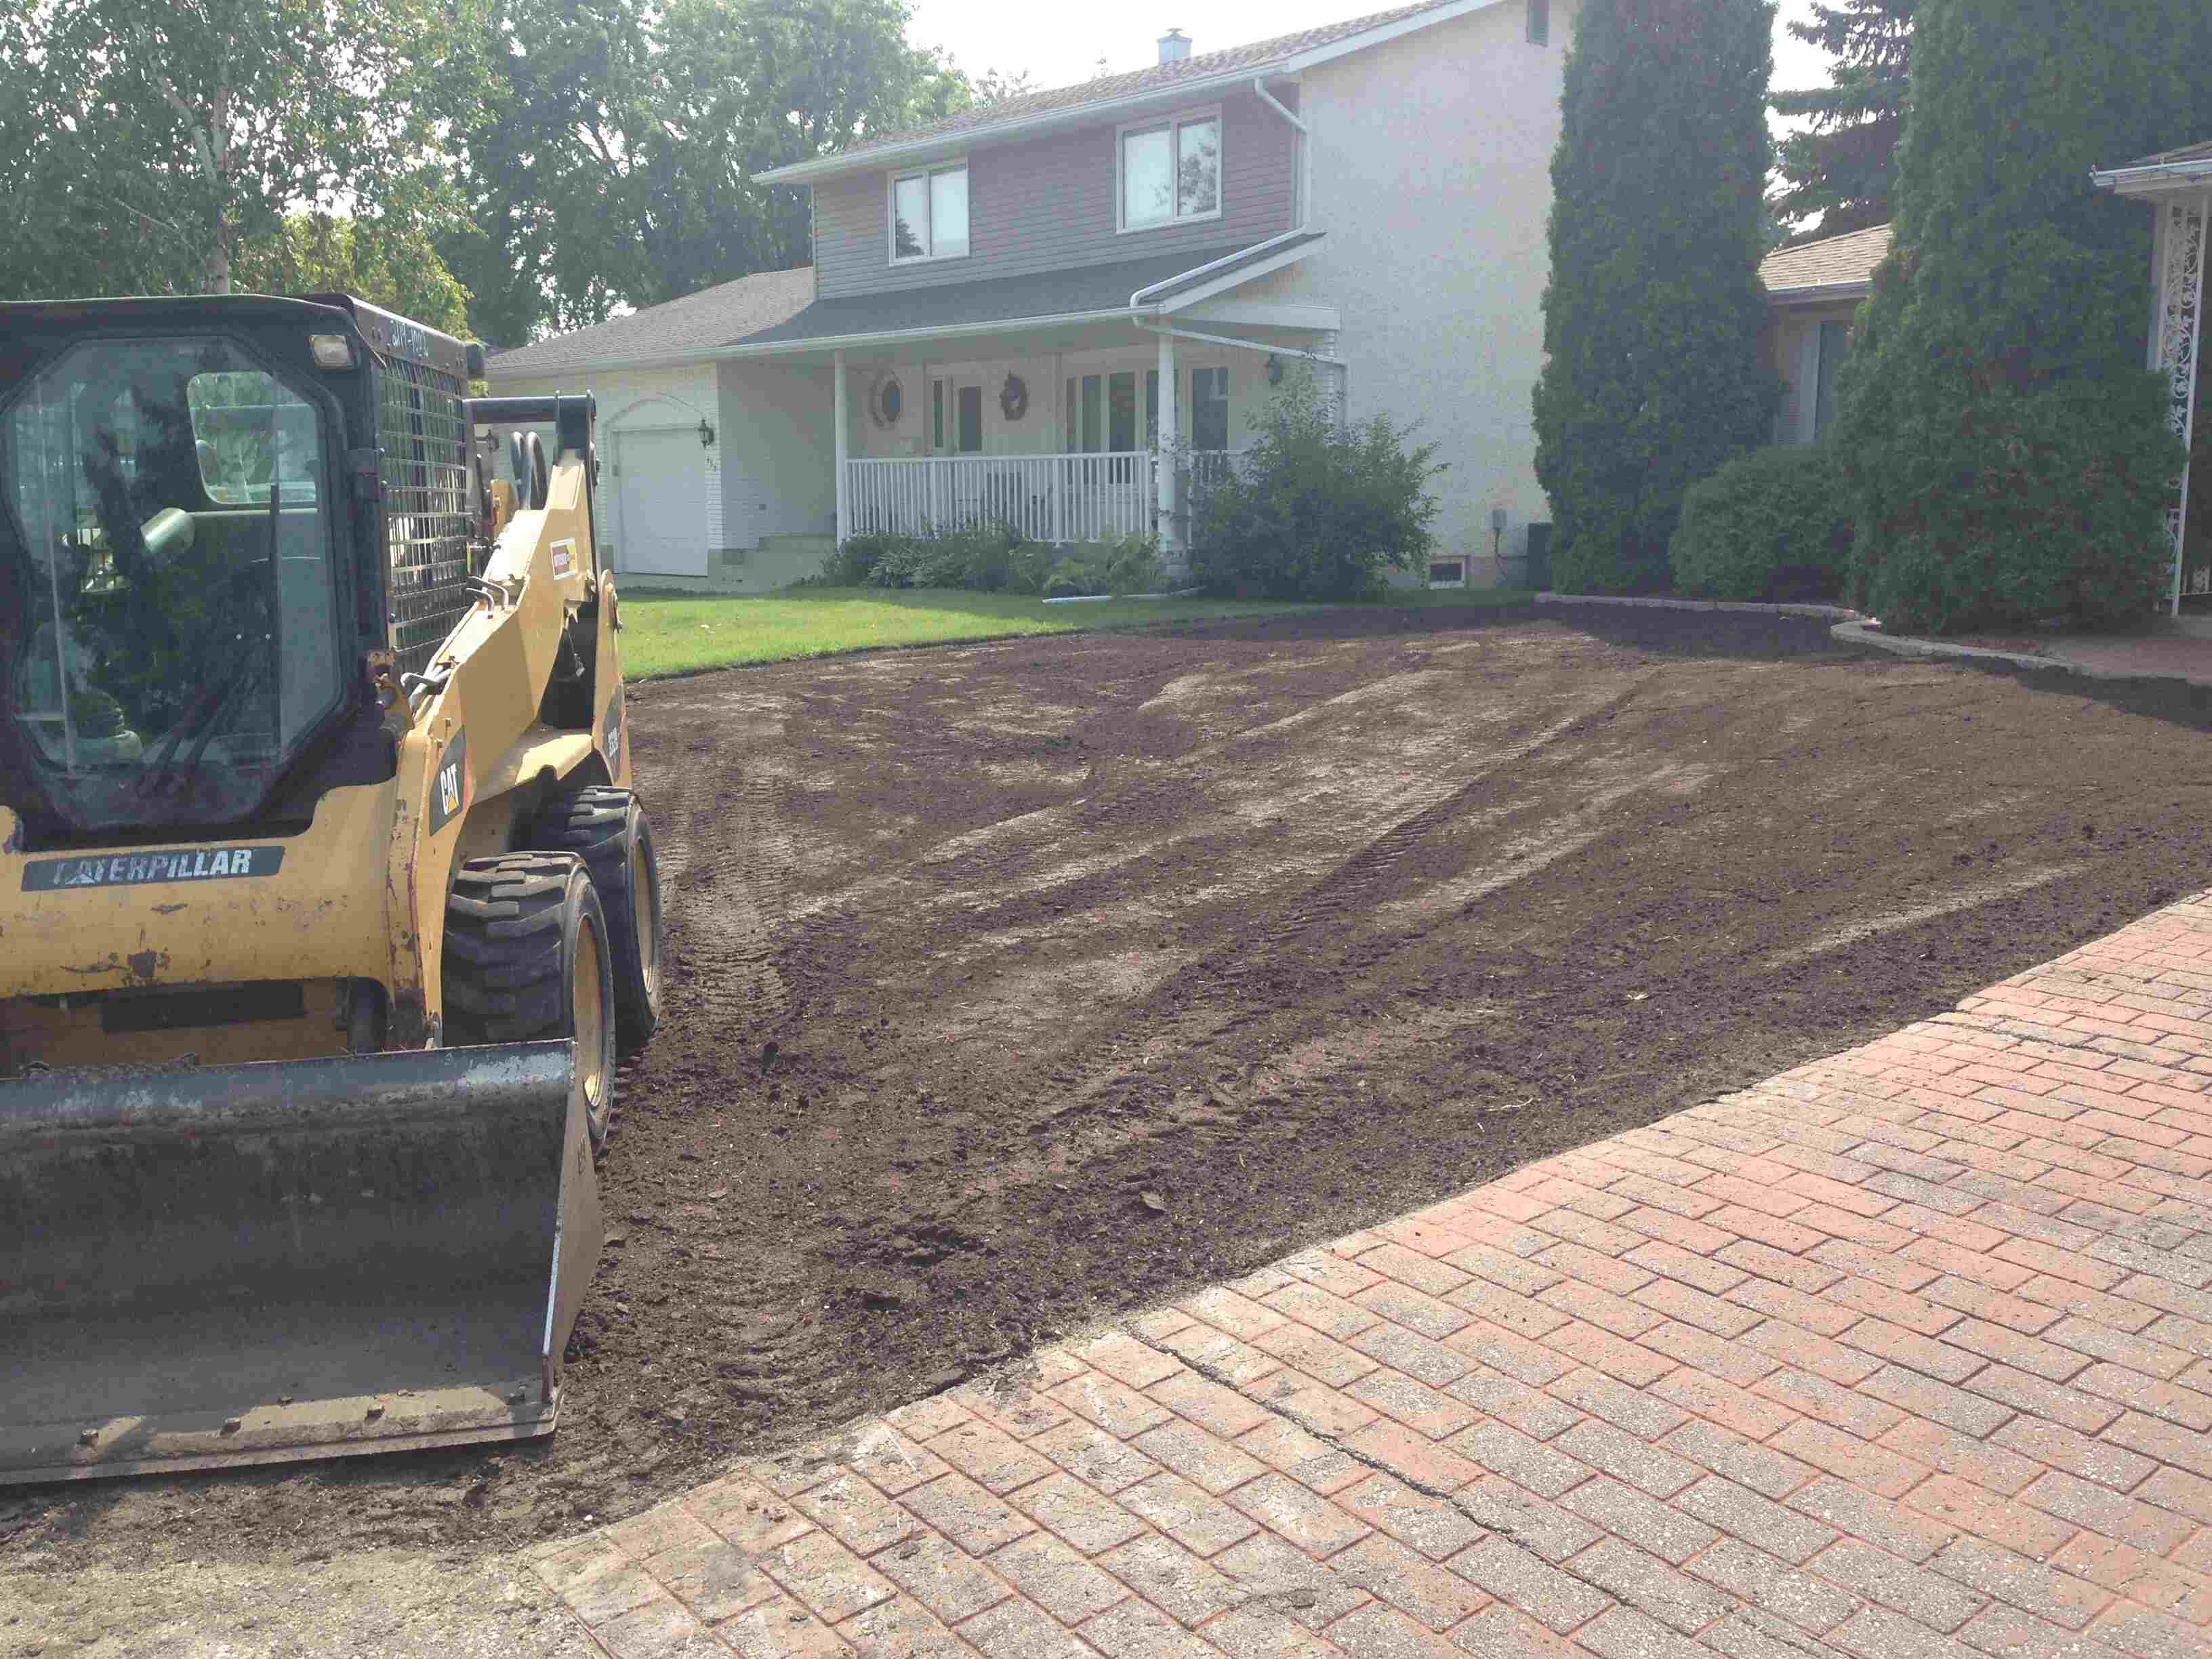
[845, 453, 1168, 545]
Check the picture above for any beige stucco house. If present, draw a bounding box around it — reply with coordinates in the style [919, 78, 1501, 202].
[488, 0, 1576, 590]
[1757, 223, 1889, 449]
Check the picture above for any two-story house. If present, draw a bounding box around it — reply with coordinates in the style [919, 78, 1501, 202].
[487, 0, 1573, 590]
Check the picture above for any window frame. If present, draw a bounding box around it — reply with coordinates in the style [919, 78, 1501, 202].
[1526, 0, 1551, 46]
[1116, 105, 1225, 234]
[886, 159, 970, 266]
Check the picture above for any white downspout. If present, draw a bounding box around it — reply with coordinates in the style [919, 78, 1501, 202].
[1250, 77, 1311, 229]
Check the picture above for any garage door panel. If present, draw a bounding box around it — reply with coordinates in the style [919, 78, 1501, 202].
[613, 428, 707, 577]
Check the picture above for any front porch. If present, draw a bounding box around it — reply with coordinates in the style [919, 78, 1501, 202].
[821, 325, 1314, 570]
[842, 448, 1248, 549]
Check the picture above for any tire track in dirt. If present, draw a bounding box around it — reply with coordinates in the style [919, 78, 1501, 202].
[646, 697, 793, 1036]
[989, 670, 1668, 1134]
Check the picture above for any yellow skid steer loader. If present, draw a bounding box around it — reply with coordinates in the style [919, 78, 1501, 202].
[0, 295, 661, 1483]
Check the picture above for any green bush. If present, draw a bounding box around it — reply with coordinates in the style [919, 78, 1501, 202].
[1189, 367, 1441, 601]
[1832, 0, 2194, 633]
[1034, 535, 1167, 598]
[804, 531, 912, 587]
[1670, 445, 1853, 602]
[812, 525, 1155, 596]
[1533, 0, 1780, 594]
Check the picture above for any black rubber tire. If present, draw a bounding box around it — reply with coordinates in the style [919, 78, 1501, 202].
[443, 853, 618, 1150]
[527, 786, 662, 1054]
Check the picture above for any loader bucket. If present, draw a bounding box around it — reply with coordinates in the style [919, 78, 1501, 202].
[0, 1041, 600, 1485]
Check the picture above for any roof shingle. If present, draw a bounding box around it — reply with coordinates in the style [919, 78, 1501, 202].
[2122, 137, 2212, 169]
[825, 1, 1465, 163]
[1759, 224, 1893, 298]
[487, 266, 815, 378]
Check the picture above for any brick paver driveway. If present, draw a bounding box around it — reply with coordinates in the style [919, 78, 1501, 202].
[533, 897, 2212, 1658]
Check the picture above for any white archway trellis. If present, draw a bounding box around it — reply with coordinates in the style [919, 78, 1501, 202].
[2152, 190, 2207, 612]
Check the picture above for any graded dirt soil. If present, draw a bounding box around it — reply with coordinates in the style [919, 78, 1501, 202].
[11, 607, 2212, 1652]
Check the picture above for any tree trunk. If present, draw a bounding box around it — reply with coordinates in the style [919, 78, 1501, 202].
[206, 241, 230, 295]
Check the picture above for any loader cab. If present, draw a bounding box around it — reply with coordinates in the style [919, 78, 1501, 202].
[0, 295, 471, 846]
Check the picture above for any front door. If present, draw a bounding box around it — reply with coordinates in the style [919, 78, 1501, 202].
[932, 377, 984, 454]
[612, 428, 707, 577]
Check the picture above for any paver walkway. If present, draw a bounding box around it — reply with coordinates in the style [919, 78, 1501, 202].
[530, 896, 2212, 1658]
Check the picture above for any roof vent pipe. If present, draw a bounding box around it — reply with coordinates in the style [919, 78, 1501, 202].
[1158, 28, 1191, 64]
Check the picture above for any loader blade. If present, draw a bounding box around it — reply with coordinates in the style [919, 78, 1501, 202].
[0, 1041, 600, 1485]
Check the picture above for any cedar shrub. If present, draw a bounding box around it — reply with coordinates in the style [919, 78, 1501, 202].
[1670, 445, 1853, 600]
[1833, 0, 2194, 632]
[1534, 0, 1779, 596]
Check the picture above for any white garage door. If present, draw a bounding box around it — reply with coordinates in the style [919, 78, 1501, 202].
[612, 427, 707, 577]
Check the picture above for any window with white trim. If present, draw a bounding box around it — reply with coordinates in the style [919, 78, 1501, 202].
[890, 163, 968, 262]
[1120, 110, 1221, 230]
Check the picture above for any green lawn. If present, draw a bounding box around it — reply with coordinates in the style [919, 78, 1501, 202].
[617, 586, 1535, 679]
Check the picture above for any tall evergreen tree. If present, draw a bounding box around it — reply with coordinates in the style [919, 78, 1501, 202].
[1771, 1, 1914, 240]
[1834, 0, 2194, 632]
[1534, 0, 1779, 595]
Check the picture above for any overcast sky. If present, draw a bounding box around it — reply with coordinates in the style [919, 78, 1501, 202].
[905, 0, 1832, 107]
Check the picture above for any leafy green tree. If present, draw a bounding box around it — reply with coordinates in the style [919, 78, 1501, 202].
[1533, 0, 1779, 595]
[233, 216, 474, 336]
[447, 0, 972, 340]
[1834, 0, 2196, 632]
[0, 0, 485, 300]
[1771, 1, 1914, 240]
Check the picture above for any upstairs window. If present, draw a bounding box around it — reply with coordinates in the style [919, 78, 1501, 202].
[891, 163, 968, 262]
[1527, 0, 1550, 45]
[1121, 110, 1221, 230]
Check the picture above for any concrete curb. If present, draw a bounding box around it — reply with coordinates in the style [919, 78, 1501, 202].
[1535, 592, 1864, 622]
[1831, 619, 2107, 678]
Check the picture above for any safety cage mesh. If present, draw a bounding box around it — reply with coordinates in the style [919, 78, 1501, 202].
[377, 354, 473, 676]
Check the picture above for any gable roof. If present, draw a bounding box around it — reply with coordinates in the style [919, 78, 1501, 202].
[487, 267, 815, 378]
[739, 235, 1322, 353]
[756, 0, 1495, 185]
[1759, 224, 1893, 301]
[484, 238, 1322, 376]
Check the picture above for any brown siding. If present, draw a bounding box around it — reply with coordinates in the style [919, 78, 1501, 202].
[811, 87, 1298, 300]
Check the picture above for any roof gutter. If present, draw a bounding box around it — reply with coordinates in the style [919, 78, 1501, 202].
[487, 306, 1149, 380]
[1762, 281, 1875, 307]
[1129, 229, 1315, 310]
[756, 63, 1294, 186]
[2092, 157, 2212, 197]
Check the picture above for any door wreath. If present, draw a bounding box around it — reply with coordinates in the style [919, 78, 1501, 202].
[869, 373, 904, 428]
[998, 373, 1029, 422]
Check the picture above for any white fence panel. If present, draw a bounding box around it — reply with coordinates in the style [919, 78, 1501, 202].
[846, 453, 1165, 544]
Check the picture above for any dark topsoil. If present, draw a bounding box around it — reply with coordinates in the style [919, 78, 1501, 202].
[14, 605, 2212, 1575]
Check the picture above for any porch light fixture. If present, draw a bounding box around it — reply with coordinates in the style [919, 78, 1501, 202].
[697, 417, 715, 447]
[1265, 353, 1283, 385]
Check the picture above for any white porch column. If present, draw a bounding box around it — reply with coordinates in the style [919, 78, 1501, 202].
[1156, 329, 1182, 573]
[2152, 190, 2208, 615]
[832, 348, 849, 546]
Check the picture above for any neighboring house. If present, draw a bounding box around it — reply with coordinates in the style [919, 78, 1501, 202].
[1757, 223, 1890, 448]
[489, 0, 1574, 590]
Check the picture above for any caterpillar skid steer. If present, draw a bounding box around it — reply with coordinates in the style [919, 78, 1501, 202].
[0, 295, 663, 1484]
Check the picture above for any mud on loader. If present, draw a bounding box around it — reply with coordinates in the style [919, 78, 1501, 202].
[0, 295, 662, 1483]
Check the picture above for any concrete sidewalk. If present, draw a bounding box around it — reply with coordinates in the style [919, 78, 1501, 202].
[530, 897, 2212, 1658]
[1839, 613, 2212, 688]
